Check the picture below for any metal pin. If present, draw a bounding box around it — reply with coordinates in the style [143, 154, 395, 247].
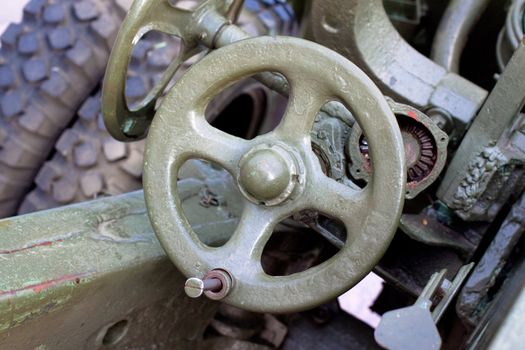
[184, 277, 223, 298]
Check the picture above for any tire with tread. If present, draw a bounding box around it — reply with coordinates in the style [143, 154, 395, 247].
[19, 0, 297, 214]
[0, 0, 130, 217]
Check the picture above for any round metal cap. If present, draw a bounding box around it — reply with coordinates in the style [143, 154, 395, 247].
[184, 277, 206, 298]
[238, 144, 299, 206]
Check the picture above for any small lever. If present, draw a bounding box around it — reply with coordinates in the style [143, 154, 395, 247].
[374, 263, 474, 350]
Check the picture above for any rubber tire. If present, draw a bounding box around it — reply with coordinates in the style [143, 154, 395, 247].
[18, 0, 297, 214]
[0, 0, 132, 217]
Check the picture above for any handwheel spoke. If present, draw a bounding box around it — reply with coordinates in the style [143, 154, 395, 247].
[222, 203, 282, 264]
[173, 115, 250, 175]
[308, 175, 370, 241]
[275, 79, 327, 142]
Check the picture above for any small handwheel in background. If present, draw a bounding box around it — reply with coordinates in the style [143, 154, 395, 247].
[19, 0, 295, 213]
[102, 0, 242, 141]
[144, 36, 406, 313]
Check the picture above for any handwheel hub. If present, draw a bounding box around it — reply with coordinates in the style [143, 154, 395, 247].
[238, 144, 299, 206]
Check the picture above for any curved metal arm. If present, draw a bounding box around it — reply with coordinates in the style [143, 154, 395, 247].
[430, 0, 491, 73]
[307, 0, 487, 131]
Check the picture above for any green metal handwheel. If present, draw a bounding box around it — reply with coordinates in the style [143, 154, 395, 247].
[102, 0, 241, 141]
[144, 36, 406, 313]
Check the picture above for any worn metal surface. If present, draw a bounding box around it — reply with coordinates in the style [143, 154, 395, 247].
[307, 0, 488, 135]
[430, 0, 491, 73]
[0, 185, 236, 349]
[457, 191, 525, 326]
[399, 205, 481, 255]
[467, 242, 525, 349]
[311, 110, 353, 185]
[438, 40, 525, 221]
[144, 36, 406, 313]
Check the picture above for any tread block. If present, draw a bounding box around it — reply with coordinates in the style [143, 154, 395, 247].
[52, 175, 77, 203]
[0, 126, 7, 145]
[130, 39, 153, 64]
[23, 0, 47, 22]
[78, 96, 101, 121]
[273, 4, 292, 23]
[1, 90, 25, 117]
[97, 112, 106, 131]
[103, 138, 127, 162]
[48, 26, 75, 50]
[245, 0, 262, 12]
[17, 32, 41, 55]
[43, 3, 66, 24]
[35, 162, 60, 191]
[0, 137, 39, 167]
[125, 76, 147, 100]
[73, 139, 99, 167]
[22, 58, 49, 82]
[55, 129, 81, 157]
[119, 149, 143, 178]
[41, 71, 68, 98]
[19, 105, 56, 137]
[146, 45, 178, 69]
[90, 15, 118, 44]
[258, 10, 278, 33]
[73, 1, 101, 22]
[66, 40, 92, 67]
[18, 191, 49, 213]
[0, 65, 16, 89]
[80, 171, 104, 197]
[1, 24, 23, 48]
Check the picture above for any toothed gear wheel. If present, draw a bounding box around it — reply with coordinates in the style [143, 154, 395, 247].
[400, 121, 438, 183]
[348, 101, 448, 199]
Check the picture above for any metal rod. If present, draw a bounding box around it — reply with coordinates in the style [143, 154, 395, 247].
[202, 278, 223, 292]
[213, 22, 356, 125]
[431, 0, 491, 73]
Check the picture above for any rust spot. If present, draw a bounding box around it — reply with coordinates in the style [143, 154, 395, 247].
[0, 273, 88, 296]
[0, 239, 64, 255]
[407, 111, 418, 120]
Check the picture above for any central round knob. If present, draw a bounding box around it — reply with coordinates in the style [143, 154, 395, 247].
[238, 148, 293, 204]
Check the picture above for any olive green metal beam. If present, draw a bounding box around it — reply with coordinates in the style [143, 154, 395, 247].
[0, 181, 238, 349]
[438, 40, 525, 218]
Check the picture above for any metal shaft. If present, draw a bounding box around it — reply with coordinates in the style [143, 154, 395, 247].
[210, 17, 355, 125]
[431, 0, 491, 73]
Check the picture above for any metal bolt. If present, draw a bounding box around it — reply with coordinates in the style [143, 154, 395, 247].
[184, 277, 222, 298]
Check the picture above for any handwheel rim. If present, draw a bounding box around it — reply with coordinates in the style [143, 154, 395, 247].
[102, 0, 237, 141]
[144, 36, 406, 313]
